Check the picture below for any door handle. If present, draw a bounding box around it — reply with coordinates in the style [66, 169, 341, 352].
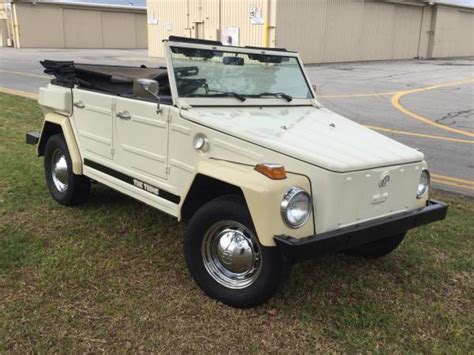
[116, 111, 131, 120]
[73, 101, 85, 109]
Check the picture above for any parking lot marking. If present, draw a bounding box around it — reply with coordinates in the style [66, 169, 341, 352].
[391, 79, 474, 138]
[0, 87, 38, 100]
[366, 125, 473, 144]
[431, 173, 474, 186]
[319, 91, 398, 99]
[0, 69, 50, 80]
[432, 177, 474, 191]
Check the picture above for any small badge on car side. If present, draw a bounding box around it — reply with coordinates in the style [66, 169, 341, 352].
[379, 172, 391, 188]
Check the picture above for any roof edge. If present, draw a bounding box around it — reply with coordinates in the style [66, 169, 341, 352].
[6, 0, 146, 11]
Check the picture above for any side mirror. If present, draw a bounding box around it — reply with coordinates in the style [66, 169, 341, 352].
[133, 78, 161, 112]
[312, 84, 317, 93]
[134, 78, 159, 97]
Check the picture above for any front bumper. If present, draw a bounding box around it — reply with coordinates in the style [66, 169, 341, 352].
[274, 200, 447, 260]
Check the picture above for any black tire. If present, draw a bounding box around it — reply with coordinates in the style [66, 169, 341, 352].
[44, 133, 90, 206]
[184, 195, 286, 308]
[345, 232, 406, 259]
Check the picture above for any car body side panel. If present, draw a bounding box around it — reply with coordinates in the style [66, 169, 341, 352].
[82, 163, 179, 217]
[71, 89, 114, 161]
[38, 84, 72, 116]
[114, 96, 170, 180]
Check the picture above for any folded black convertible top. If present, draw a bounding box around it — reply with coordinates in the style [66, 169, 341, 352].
[40, 60, 77, 87]
[40, 60, 169, 95]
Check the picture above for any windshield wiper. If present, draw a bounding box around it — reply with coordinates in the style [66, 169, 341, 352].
[251, 92, 293, 102]
[193, 89, 246, 102]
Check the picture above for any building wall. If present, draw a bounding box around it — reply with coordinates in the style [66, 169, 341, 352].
[0, 19, 7, 47]
[418, 5, 433, 59]
[148, 0, 274, 57]
[0, 5, 7, 47]
[13, 3, 65, 47]
[147, 0, 473, 63]
[147, 0, 189, 57]
[0, 2, 14, 47]
[63, 9, 100, 48]
[276, 0, 431, 63]
[430, 5, 474, 57]
[11, 2, 147, 49]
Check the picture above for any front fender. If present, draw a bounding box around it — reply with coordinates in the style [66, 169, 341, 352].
[196, 160, 314, 246]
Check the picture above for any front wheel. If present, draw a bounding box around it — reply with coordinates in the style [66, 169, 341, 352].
[184, 195, 286, 308]
[44, 133, 90, 206]
[345, 232, 406, 259]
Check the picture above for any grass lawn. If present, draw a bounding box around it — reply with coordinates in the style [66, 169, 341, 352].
[0, 92, 473, 352]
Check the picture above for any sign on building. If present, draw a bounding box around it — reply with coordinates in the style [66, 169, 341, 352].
[221, 27, 239, 46]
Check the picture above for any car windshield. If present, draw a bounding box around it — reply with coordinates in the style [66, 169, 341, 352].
[170, 46, 313, 100]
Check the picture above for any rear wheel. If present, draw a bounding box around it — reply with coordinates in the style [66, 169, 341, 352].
[44, 133, 90, 206]
[345, 232, 406, 259]
[185, 195, 286, 308]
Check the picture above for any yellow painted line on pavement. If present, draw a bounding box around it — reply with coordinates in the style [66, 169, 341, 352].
[432, 178, 474, 191]
[432, 172, 474, 190]
[319, 91, 398, 99]
[0, 87, 38, 100]
[431, 173, 474, 186]
[0, 69, 49, 80]
[391, 79, 474, 138]
[366, 125, 474, 144]
[320, 79, 474, 137]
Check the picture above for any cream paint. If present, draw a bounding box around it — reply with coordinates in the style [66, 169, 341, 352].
[167, 106, 427, 240]
[38, 84, 72, 115]
[193, 160, 314, 246]
[38, 87, 429, 245]
[37, 41, 431, 248]
[181, 106, 424, 173]
[39, 112, 83, 175]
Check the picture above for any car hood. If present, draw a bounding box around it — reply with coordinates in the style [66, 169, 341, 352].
[181, 106, 424, 172]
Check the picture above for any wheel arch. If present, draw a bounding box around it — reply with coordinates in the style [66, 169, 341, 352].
[181, 174, 246, 221]
[38, 121, 62, 156]
[38, 113, 82, 175]
[180, 160, 314, 247]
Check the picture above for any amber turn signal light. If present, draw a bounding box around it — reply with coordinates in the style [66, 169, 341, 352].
[255, 163, 287, 180]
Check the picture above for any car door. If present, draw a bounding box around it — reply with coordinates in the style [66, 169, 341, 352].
[72, 89, 114, 160]
[114, 96, 169, 180]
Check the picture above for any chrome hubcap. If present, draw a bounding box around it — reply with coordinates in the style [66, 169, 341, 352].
[51, 149, 68, 193]
[202, 221, 262, 289]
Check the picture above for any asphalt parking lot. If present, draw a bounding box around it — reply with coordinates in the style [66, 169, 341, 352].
[0, 48, 472, 196]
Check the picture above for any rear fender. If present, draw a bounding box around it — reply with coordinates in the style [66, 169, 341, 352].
[38, 112, 82, 175]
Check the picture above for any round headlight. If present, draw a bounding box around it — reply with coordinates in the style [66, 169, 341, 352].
[281, 187, 312, 228]
[417, 169, 430, 198]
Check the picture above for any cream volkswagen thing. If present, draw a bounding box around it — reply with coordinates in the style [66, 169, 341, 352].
[27, 36, 447, 308]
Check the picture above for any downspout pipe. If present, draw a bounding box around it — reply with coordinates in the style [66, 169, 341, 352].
[427, 3, 438, 59]
[218, 0, 221, 41]
[264, 0, 270, 47]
